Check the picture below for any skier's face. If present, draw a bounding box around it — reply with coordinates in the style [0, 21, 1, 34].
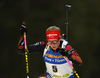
[48, 38, 60, 50]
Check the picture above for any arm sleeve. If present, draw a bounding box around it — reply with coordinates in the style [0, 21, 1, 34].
[65, 43, 83, 65]
[17, 36, 46, 55]
[28, 41, 46, 53]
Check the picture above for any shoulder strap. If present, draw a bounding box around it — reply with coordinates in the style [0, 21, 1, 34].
[60, 39, 68, 49]
[43, 43, 50, 56]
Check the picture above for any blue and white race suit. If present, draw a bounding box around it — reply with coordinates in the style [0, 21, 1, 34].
[43, 40, 74, 78]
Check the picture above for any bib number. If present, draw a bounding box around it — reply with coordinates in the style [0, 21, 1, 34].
[52, 66, 58, 72]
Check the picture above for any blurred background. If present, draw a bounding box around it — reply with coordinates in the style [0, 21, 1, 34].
[1, 0, 100, 78]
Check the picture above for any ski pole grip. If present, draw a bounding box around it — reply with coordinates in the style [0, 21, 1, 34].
[24, 32, 27, 49]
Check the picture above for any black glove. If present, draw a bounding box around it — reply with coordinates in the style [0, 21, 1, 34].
[59, 49, 72, 59]
[59, 49, 68, 56]
[20, 25, 27, 36]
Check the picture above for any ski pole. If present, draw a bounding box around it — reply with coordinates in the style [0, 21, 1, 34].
[64, 56, 80, 78]
[23, 22, 30, 78]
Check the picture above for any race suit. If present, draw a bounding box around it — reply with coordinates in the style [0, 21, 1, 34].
[17, 36, 82, 78]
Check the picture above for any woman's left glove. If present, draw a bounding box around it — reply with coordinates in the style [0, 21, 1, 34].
[59, 49, 72, 58]
[20, 25, 27, 36]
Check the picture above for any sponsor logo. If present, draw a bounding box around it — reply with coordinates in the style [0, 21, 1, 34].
[44, 53, 67, 64]
[45, 53, 63, 58]
[50, 73, 70, 77]
[47, 34, 57, 38]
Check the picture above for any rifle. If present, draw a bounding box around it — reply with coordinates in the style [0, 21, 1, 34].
[63, 5, 80, 78]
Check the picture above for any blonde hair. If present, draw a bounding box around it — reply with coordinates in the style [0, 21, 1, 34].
[46, 26, 60, 31]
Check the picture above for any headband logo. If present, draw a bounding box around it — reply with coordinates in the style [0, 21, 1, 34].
[47, 34, 57, 38]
